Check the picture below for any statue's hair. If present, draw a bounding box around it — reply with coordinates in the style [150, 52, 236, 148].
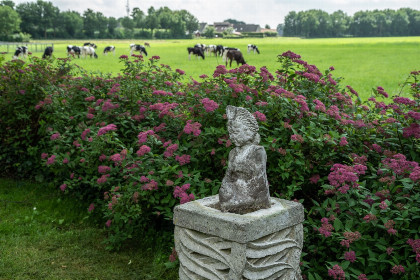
[226, 106, 260, 144]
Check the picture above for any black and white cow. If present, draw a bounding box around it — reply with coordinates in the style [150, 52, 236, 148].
[226, 50, 246, 67]
[103, 46, 115, 55]
[187, 47, 205, 60]
[194, 43, 206, 52]
[129, 44, 148, 56]
[42, 46, 53, 59]
[81, 46, 98, 58]
[247, 44, 260, 54]
[205, 44, 217, 56]
[67, 45, 81, 58]
[215, 45, 224, 57]
[84, 42, 97, 49]
[13, 46, 28, 59]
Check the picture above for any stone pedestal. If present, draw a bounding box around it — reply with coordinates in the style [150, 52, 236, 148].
[173, 195, 304, 280]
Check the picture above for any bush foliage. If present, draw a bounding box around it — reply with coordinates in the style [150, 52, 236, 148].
[0, 51, 419, 278]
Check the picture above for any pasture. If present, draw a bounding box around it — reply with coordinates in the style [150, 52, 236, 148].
[4, 36, 420, 99]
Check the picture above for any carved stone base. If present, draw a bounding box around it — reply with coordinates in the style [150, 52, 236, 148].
[173, 195, 304, 280]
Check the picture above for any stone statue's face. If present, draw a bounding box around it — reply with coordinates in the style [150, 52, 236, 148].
[229, 120, 254, 146]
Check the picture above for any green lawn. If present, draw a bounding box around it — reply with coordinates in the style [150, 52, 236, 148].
[3, 37, 420, 100]
[0, 179, 178, 280]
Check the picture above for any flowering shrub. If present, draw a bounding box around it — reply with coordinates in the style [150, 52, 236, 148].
[1, 51, 419, 277]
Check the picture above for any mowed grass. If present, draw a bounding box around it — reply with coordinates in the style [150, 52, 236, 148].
[3, 36, 420, 99]
[0, 179, 178, 280]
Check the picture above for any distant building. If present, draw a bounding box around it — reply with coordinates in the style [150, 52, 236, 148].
[213, 22, 233, 33]
[194, 22, 209, 37]
[260, 28, 277, 33]
[233, 24, 261, 33]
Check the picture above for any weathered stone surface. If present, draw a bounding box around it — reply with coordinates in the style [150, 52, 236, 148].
[219, 106, 271, 214]
[174, 195, 304, 280]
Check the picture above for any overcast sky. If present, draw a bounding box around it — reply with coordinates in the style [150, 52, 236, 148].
[11, 0, 420, 28]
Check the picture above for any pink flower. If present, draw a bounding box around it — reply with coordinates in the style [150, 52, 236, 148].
[165, 143, 179, 158]
[59, 184, 67, 192]
[390, 265, 405, 274]
[98, 165, 111, 174]
[328, 264, 345, 280]
[358, 274, 368, 280]
[99, 154, 107, 161]
[200, 98, 219, 112]
[97, 124, 117, 136]
[136, 145, 151, 157]
[105, 219, 112, 227]
[137, 130, 154, 144]
[344, 251, 356, 263]
[176, 68, 185, 75]
[339, 137, 348, 146]
[46, 155, 56, 165]
[309, 174, 320, 184]
[110, 153, 122, 162]
[379, 200, 388, 210]
[386, 247, 394, 255]
[41, 153, 48, 159]
[50, 133, 60, 140]
[253, 111, 267, 122]
[62, 158, 69, 164]
[81, 129, 91, 141]
[183, 120, 202, 136]
[291, 134, 304, 143]
[86, 113, 94, 119]
[88, 203, 95, 212]
[175, 155, 191, 166]
[97, 175, 109, 184]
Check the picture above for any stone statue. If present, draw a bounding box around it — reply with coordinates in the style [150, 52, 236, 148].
[219, 105, 271, 214]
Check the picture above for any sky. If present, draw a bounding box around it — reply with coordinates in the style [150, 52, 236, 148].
[10, 0, 420, 29]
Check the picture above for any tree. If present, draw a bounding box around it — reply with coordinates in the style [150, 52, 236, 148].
[16, 0, 59, 38]
[178, 9, 199, 35]
[57, 11, 83, 38]
[203, 26, 215, 38]
[224, 19, 245, 24]
[283, 11, 299, 36]
[331, 10, 349, 37]
[131, 7, 145, 28]
[0, 0, 15, 8]
[145, 7, 159, 38]
[120, 16, 134, 30]
[265, 24, 271, 29]
[0, 5, 21, 39]
[83, 9, 97, 37]
[108, 17, 118, 36]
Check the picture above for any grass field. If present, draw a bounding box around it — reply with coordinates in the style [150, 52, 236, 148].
[3, 37, 420, 100]
[0, 179, 178, 280]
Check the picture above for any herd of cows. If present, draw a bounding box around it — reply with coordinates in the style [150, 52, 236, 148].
[11, 42, 260, 67]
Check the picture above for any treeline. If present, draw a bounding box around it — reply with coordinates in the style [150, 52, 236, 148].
[0, 0, 198, 40]
[282, 8, 420, 38]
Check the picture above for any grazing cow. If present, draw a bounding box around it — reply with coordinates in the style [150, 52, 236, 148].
[247, 44, 260, 54]
[194, 43, 206, 52]
[187, 47, 205, 60]
[129, 44, 148, 56]
[81, 46, 98, 58]
[67, 45, 81, 58]
[226, 50, 246, 67]
[42, 46, 53, 59]
[13, 46, 28, 59]
[215, 45, 224, 57]
[205, 44, 217, 56]
[103, 46, 115, 55]
[84, 42, 97, 48]
[144, 42, 151, 47]
[222, 47, 240, 62]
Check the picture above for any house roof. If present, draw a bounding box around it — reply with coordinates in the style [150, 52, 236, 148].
[233, 24, 261, 33]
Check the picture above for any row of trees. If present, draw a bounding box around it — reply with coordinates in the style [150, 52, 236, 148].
[282, 8, 420, 38]
[0, 0, 199, 40]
